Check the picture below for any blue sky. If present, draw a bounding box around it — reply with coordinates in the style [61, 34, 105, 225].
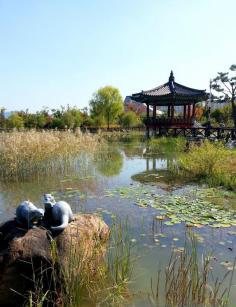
[0, 0, 235, 112]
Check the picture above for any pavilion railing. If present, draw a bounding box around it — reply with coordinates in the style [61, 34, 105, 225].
[152, 127, 236, 139]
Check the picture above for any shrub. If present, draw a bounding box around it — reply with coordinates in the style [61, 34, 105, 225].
[174, 141, 236, 190]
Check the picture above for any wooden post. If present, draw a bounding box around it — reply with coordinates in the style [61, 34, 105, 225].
[146, 103, 150, 138]
[192, 103, 196, 118]
[183, 105, 187, 119]
[171, 105, 174, 118]
[187, 105, 191, 118]
[168, 105, 171, 117]
[153, 105, 156, 119]
[153, 105, 157, 135]
[146, 103, 149, 119]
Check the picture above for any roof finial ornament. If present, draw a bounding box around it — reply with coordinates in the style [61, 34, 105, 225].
[169, 70, 175, 82]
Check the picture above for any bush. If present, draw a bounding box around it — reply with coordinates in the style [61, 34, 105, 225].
[174, 141, 236, 190]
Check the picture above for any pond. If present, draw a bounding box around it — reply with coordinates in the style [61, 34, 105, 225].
[0, 136, 236, 306]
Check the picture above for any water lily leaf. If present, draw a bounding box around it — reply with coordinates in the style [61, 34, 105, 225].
[164, 221, 175, 226]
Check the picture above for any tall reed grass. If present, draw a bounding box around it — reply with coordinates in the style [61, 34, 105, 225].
[173, 141, 236, 190]
[0, 130, 103, 180]
[149, 234, 235, 306]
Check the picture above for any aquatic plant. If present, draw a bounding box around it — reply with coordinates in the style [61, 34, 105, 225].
[105, 185, 236, 228]
[0, 130, 103, 180]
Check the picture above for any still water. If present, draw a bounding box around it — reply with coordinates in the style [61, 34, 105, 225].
[0, 137, 236, 306]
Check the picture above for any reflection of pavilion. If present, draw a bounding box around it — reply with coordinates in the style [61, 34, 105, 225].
[131, 71, 207, 137]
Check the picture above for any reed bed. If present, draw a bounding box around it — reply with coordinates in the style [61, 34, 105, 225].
[0, 130, 103, 180]
[173, 141, 236, 190]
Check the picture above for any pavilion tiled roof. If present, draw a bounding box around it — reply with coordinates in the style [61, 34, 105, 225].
[131, 71, 207, 105]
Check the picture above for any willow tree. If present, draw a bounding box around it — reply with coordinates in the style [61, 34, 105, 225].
[211, 64, 236, 128]
[89, 86, 124, 129]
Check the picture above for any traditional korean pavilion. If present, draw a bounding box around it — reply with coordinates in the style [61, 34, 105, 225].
[131, 71, 207, 135]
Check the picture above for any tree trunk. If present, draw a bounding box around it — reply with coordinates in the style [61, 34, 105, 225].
[231, 100, 236, 131]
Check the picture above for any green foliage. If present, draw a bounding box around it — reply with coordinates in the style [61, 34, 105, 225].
[119, 111, 140, 128]
[211, 104, 232, 126]
[0, 107, 6, 128]
[62, 109, 81, 129]
[7, 112, 24, 129]
[174, 141, 236, 190]
[211, 64, 236, 128]
[90, 86, 124, 128]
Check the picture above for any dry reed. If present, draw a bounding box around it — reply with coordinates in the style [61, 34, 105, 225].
[0, 130, 103, 180]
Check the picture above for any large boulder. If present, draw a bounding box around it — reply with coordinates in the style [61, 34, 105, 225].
[0, 214, 109, 306]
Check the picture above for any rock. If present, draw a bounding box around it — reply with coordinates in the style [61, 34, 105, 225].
[0, 214, 109, 306]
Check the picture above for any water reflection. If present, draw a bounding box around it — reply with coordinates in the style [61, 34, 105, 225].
[95, 147, 123, 177]
[0, 156, 99, 221]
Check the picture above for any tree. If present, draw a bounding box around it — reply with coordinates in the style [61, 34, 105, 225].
[90, 86, 124, 129]
[211, 104, 232, 126]
[0, 107, 6, 128]
[62, 108, 82, 129]
[120, 111, 140, 128]
[7, 112, 24, 129]
[211, 64, 236, 128]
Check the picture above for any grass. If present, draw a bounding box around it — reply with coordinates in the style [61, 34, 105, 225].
[149, 233, 235, 307]
[173, 140, 236, 190]
[0, 130, 103, 180]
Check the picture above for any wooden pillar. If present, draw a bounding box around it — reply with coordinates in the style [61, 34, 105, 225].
[146, 103, 150, 138]
[153, 105, 156, 119]
[146, 103, 149, 119]
[168, 105, 171, 117]
[192, 103, 196, 118]
[183, 105, 187, 119]
[171, 105, 174, 118]
[187, 105, 191, 118]
[153, 105, 157, 135]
